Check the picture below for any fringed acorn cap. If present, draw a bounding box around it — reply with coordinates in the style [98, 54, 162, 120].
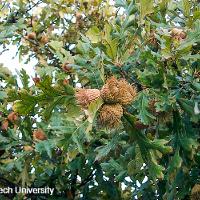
[75, 89, 101, 108]
[99, 103, 123, 129]
[100, 76, 120, 104]
[117, 79, 137, 105]
[191, 184, 200, 200]
[101, 76, 137, 105]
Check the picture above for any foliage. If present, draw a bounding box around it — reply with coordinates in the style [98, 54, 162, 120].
[0, 0, 200, 199]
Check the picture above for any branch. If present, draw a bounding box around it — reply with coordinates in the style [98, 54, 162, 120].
[77, 170, 94, 188]
[70, 169, 78, 199]
[0, 176, 18, 188]
[26, 0, 43, 13]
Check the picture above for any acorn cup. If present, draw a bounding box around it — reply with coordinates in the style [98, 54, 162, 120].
[75, 89, 101, 108]
[100, 76, 137, 105]
[99, 103, 123, 129]
[191, 184, 200, 200]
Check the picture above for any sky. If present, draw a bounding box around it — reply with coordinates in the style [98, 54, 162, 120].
[0, 45, 36, 76]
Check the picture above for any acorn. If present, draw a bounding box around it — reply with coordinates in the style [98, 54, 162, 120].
[76, 12, 82, 21]
[27, 32, 36, 40]
[1, 120, 9, 131]
[62, 63, 72, 72]
[24, 145, 34, 151]
[63, 79, 69, 85]
[7, 112, 18, 123]
[40, 35, 49, 44]
[100, 76, 119, 103]
[33, 129, 47, 141]
[99, 103, 123, 129]
[32, 77, 41, 85]
[117, 79, 137, 105]
[75, 89, 101, 108]
[191, 184, 200, 200]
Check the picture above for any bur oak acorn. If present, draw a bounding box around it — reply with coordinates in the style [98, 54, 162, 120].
[7, 112, 18, 123]
[27, 32, 36, 40]
[33, 129, 47, 141]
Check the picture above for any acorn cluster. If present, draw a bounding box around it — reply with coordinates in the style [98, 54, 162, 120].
[99, 77, 137, 128]
[75, 76, 137, 129]
[99, 103, 123, 129]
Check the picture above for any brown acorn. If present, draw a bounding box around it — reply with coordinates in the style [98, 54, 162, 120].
[63, 79, 69, 85]
[75, 89, 101, 108]
[40, 35, 49, 44]
[33, 129, 47, 141]
[191, 184, 200, 200]
[62, 63, 72, 72]
[27, 32, 36, 40]
[33, 77, 41, 85]
[1, 120, 9, 131]
[99, 103, 123, 128]
[24, 145, 34, 151]
[76, 12, 82, 20]
[7, 112, 18, 123]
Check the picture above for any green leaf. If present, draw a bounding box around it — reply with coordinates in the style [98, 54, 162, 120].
[192, 82, 200, 92]
[139, 0, 154, 23]
[43, 95, 66, 121]
[35, 140, 56, 158]
[177, 98, 199, 122]
[13, 100, 36, 115]
[0, 91, 7, 100]
[149, 139, 173, 154]
[168, 151, 182, 174]
[95, 134, 120, 161]
[18, 69, 29, 89]
[17, 163, 30, 187]
[87, 98, 103, 123]
[149, 160, 165, 180]
[127, 145, 143, 175]
[86, 26, 101, 43]
[135, 92, 156, 124]
[180, 137, 198, 152]
[48, 40, 74, 63]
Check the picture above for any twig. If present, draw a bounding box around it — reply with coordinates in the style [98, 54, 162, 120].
[77, 170, 94, 188]
[71, 169, 78, 199]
